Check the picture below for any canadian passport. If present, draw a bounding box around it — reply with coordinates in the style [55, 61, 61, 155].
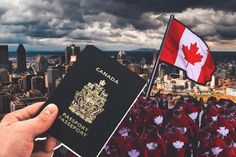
[42, 45, 146, 157]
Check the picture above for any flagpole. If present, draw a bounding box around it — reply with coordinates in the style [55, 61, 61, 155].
[145, 15, 175, 99]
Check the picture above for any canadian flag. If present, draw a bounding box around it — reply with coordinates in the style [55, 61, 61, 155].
[160, 17, 215, 84]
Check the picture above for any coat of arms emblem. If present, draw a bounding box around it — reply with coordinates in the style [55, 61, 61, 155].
[69, 80, 108, 123]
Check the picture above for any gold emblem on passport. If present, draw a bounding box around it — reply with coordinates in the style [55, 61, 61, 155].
[69, 80, 108, 124]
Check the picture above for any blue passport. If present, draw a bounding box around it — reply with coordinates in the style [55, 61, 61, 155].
[41, 45, 146, 157]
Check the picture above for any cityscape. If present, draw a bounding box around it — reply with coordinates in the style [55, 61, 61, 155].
[1, 0, 236, 156]
[0, 43, 235, 156]
[0, 44, 235, 119]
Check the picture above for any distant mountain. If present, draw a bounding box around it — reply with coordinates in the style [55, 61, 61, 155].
[132, 48, 158, 52]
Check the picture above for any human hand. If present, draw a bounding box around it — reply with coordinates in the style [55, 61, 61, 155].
[0, 102, 58, 157]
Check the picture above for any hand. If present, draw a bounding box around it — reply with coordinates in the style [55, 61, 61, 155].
[0, 102, 58, 157]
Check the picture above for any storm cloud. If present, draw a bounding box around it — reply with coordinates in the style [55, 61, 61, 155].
[0, 0, 236, 50]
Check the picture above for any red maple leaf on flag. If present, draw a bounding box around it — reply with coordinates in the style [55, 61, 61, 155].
[182, 42, 203, 67]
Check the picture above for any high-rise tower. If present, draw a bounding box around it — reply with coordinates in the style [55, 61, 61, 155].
[16, 44, 27, 73]
[0, 45, 10, 70]
[65, 44, 80, 65]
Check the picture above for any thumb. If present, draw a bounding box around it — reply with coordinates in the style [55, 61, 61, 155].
[22, 103, 58, 138]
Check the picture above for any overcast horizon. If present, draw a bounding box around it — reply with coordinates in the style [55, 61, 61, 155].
[0, 0, 236, 51]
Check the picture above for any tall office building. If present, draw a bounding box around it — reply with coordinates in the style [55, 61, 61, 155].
[47, 66, 61, 94]
[65, 44, 80, 65]
[0, 93, 10, 114]
[0, 68, 10, 83]
[0, 82, 2, 93]
[18, 77, 24, 90]
[8, 60, 12, 72]
[22, 73, 33, 91]
[31, 76, 46, 94]
[10, 74, 21, 85]
[16, 44, 27, 73]
[152, 51, 158, 65]
[117, 51, 128, 65]
[0, 45, 10, 70]
[158, 63, 167, 79]
[59, 55, 65, 65]
[210, 75, 219, 89]
[179, 70, 186, 80]
[35, 56, 48, 74]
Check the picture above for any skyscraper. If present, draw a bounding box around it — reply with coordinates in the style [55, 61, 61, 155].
[0, 45, 10, 70]
[65, 44, 80, 65]
[31, 76, 46, 94]
[158, 63, 167, 79]
[16, 44, 27, 73]
[179, 70, 185, 80]
[22, 73, 33, 91]
[0, 68, 10, 83]
[10, 74, 21, 85]
[152, 51, 158, 65]
[46, 66, 61, 94]
[0, 92, 10, 114]
[117, 51, 128, 65]
[35, 56, 48, 74]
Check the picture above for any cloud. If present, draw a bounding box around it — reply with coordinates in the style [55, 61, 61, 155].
[75, 0, 236, 30]
[0, 0, 235, 50]
[175, 9, 236, 40]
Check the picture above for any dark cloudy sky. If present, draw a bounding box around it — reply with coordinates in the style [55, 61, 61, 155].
[0, 0, 236, 51]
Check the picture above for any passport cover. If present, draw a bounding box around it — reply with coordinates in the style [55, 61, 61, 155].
[42, 45, 146, 157]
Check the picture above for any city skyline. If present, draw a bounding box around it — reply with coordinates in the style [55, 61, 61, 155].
[0, 0, 236, 51]
[0, 43, 235, 156]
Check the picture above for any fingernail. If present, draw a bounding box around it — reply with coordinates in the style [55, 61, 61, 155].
[43, 104, 57, 115]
